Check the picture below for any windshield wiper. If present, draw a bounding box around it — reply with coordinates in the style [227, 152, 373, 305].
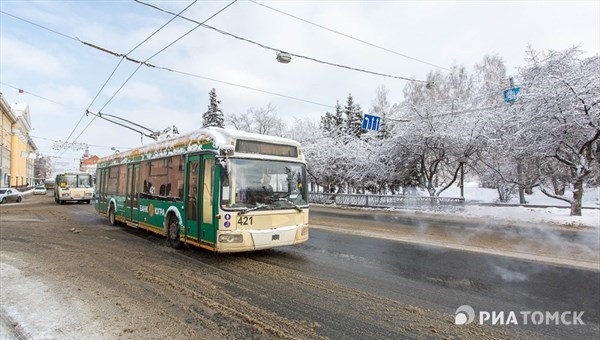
[277, 198, 303, 212]
[237, 204, 267, 215]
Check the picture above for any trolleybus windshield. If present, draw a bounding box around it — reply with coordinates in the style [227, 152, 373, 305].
[221, 159, 307, 211]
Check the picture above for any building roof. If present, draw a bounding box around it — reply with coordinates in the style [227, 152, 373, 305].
[0, 93, 17, 123]
[81, 155, 100, 166]
[11, 102, 32, 131]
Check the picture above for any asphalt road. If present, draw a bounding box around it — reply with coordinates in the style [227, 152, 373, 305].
[1, 195, 598, 339]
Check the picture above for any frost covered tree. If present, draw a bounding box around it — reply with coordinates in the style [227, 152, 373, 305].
[302, 128, 348, 193]
[333, 101, 344, 133]
[227, 103, 285, 136]
[202, 88, 224, 128]
[320, 111, 334, 132]
[344, 93, 363, 138]
[506, 47, 599, 215]
[470, 54, 535, 202]
[388, 65, 484, 197]
[371, 85, 392, 139]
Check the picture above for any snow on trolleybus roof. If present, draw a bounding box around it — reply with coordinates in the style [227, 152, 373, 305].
[55, 171, 92, 175]
[97, 127, 304, 166]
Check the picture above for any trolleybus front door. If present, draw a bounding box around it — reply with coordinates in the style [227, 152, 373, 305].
[126, 163, 141, 222]
[184, 154, 217, 246]
[199, 155, 216, 244]
[184, 156, 200, 240]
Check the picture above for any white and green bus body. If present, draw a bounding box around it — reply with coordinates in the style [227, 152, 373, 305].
[95, 127, 309, 253]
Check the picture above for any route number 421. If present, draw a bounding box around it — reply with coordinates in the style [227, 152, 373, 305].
[237, 216, 253, 226]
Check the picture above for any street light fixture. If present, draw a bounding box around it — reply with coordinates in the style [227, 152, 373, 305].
[276, 51, 292, 64]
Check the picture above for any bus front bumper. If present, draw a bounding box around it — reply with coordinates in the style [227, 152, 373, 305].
[59, 194, 93, 201]
[216, 224, 309, 253]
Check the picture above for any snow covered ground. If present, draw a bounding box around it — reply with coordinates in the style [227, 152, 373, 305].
[438, 183, 599, 229]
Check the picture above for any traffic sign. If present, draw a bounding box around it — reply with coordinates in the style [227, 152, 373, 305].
[503, 87, 521, 103]
[362, 113, 381, 131]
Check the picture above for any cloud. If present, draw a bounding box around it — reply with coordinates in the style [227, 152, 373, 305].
[0, 36, 65, 77]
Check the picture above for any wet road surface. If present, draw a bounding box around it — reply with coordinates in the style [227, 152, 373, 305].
[1, 195, 598, 338]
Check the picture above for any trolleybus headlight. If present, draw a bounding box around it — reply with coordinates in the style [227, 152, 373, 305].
[218, 234, 243, 243]
[62, 193, 70, 197]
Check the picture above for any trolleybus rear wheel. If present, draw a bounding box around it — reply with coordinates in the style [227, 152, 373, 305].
[109, 205, 117, 226]
[167, 215, 183, 249]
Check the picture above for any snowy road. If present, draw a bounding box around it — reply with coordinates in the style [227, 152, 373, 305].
[1, 196, 598, 339]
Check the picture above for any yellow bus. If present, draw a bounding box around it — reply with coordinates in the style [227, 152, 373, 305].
[94, 128, 309, 252]
[54, 172, 94, 204]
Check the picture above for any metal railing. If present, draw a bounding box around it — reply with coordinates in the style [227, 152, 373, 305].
[309, 192, 464, 209]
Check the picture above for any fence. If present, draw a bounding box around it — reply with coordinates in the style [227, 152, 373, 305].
[309, 192, 465, 209]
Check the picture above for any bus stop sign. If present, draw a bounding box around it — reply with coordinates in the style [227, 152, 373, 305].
[362, 113, 381, 131]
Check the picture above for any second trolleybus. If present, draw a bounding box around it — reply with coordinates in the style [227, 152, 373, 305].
[94, 127, 309, 252]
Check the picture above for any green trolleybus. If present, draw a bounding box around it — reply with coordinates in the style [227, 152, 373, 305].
[54, 171, 94, 204]
[95, 128, 309, 252]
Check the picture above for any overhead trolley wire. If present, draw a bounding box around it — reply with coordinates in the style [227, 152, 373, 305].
[31, 135, 130, 150]
[155, 67, 336, 108]
[248, 0, 451, 72]
[0, 10, 80, 42]
[95, 0, 205, 112]
[0, 81, 158, 133]
[64, 0, 239, 150]
[0, 81, 148, 151]
[60, 0, 200, 156]
[134, 0, 428, 83]
[1, 9, 335, 110]
[0, 82, 66, 107]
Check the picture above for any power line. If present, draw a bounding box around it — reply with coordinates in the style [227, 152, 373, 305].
[76, 38, 340, 108]
[75, 43, 336, 108]
[74, 39, 336, 108]
[0, 82, 66, 107]
[60, 1, 200, 157]
[30, 135, 130, 149]
[64, 0, 239, 152]
[135, 0, 428, 83]
[2, 9, 336, 140]
[1, 9, 394, 110]
[0, 81, 159, 144]
[3, 6, 335, 126]
[157, 67, 335, 108]
[248, 0, 451, 72]
[95, 0, 204, 113]
[0, 10, 79, 42]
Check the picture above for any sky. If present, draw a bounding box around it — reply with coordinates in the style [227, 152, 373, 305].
[1, 0, 599, 171]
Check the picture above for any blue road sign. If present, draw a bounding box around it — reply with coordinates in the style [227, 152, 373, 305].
[503, 87, 521, 103]
[362, 113, 381, 131]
